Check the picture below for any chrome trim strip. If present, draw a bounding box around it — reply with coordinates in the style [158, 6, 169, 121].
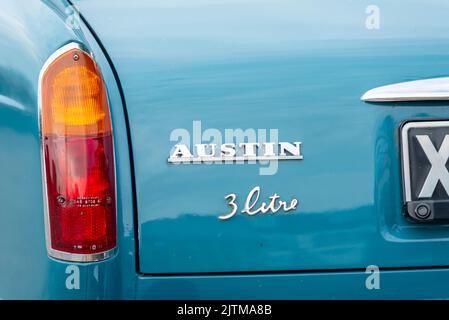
[38, 42, 117, 263]
[362, 77, 449, 102]
[401, 121, 449, 202]
[48, 247, 117, 263]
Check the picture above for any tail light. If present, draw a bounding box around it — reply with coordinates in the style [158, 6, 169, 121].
[39, 43, 117, 262]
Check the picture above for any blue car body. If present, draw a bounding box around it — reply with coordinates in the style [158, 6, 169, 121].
[2, 0, 449, 299]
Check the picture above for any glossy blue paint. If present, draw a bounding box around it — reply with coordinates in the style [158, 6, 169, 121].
[136, 268, 449, 300]
[0, 0, 136, 299]
[1, 0, 449, 299]
[75, 0, 449, 275]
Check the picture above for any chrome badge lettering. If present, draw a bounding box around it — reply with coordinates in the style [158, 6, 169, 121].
[168, 142, 303, 163]
[219, 186, 299, 220]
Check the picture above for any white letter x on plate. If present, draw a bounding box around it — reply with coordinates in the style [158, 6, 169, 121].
[416, 134, 449, 198]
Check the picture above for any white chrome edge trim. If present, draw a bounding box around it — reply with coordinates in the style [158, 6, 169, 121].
[39, 42, 94, 82]
[38, 42, 117, 263]
[400, 120, 449, 203]
[401, 122, 413, 202]
[48, 247, 117, 263]
[362, 77, 449, 102]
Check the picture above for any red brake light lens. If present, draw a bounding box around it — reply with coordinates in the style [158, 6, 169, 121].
[40, 43, 116, 261]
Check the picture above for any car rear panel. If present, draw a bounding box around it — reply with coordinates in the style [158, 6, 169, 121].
[73, 0, 449, 274]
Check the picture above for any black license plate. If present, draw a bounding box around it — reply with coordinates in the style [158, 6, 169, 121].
[401, 121, 449, 222]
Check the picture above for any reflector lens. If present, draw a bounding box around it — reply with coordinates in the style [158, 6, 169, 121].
[40, 44, 116, 260]
[44, 135, 116, 254]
